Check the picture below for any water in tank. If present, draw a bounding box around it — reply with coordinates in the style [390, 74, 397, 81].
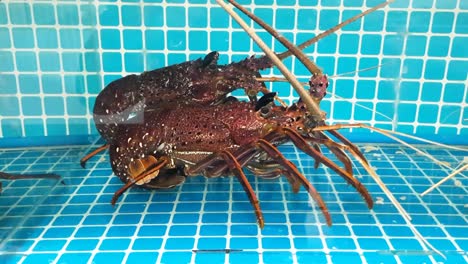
[0, 0, 467, 263]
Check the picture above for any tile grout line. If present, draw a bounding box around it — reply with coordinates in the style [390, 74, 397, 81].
[4, 1, 26, 137]
[189, 175, 207, 264]
[0, 148, 46, 250]
[0, 144, 466, 263]
[225, 175, 233, 264]
[372, 146, 405, 264]
[290, 141, 314, 264]
[154, 176, 183, 264]
[13, 147, 75, 264]
[52, 145, 107, 263]
[383, 145, 445, 263]
[401, 146, 467, 261]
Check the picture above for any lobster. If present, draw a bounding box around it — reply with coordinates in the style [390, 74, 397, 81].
[84, 1, 395, 228]
[107, 92, 373, 227]
[80, 0, 390, 167]
[102, 0, 391, 225]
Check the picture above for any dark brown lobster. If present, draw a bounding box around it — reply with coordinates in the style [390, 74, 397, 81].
[84, 1, 395, 228]
[80, 1, 390, 167]
[106, 91, 373, 228]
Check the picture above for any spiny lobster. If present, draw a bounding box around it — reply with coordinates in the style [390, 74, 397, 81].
[80, 1, 389, 167]
[86, 0, 395, 228]
[107, 92, 374, 227]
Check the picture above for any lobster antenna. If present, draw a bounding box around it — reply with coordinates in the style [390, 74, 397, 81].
[276, 0, 395, 61]
[421, 163, 468, 196]
[342, 146, 444, 257]
[228, 0, 394, 98]
[327, 93, 393, 122]
[329, 62, 392, 78]
[314, 123, 468, 153]
[256, 62, 390, 81]
[216, 0, 322, 120]
[314, 124, 468, 178]
[256, 77, 394, 122]
[229, 0, 394, 67]
[228, 0, 322, 74]
[312, 122, 468, 257]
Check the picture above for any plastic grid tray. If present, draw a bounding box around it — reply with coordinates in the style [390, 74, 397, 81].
[0, 143, 466, 264]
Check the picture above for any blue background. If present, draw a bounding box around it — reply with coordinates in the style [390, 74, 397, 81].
[0, 0, 467, 146]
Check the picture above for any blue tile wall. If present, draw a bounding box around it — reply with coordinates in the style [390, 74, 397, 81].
[0, 0, 466, 144]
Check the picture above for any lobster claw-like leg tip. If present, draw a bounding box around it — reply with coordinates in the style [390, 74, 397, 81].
[258, 220, 265, 229]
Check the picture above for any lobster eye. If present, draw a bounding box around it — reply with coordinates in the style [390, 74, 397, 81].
[260, 106, 271, 118]
[255, 92, 277, 111]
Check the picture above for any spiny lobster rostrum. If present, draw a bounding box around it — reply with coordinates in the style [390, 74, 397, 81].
[82, 1, 394, 228]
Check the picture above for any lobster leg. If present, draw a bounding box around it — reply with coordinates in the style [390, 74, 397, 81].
[245, 163, 300, 193]
[0, 171, 63, 192]
[0, 171, 62, 180]
[255, 139, 331, 226]
[327, 129, 369, 165]
[190, 146, 258, 177]
[202, 146, 302, 194]
[313, 131, 354, 175]
[186, 150, 265, 227]
[187, 139, 335, 225]
[311, 144, 322, 169]
[281, 128, 373, 209]
[245, 165, 282, 179]
[80, 143, 109, 168]
[111, 157, 168, 205]
[219, 151, 264, 228]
